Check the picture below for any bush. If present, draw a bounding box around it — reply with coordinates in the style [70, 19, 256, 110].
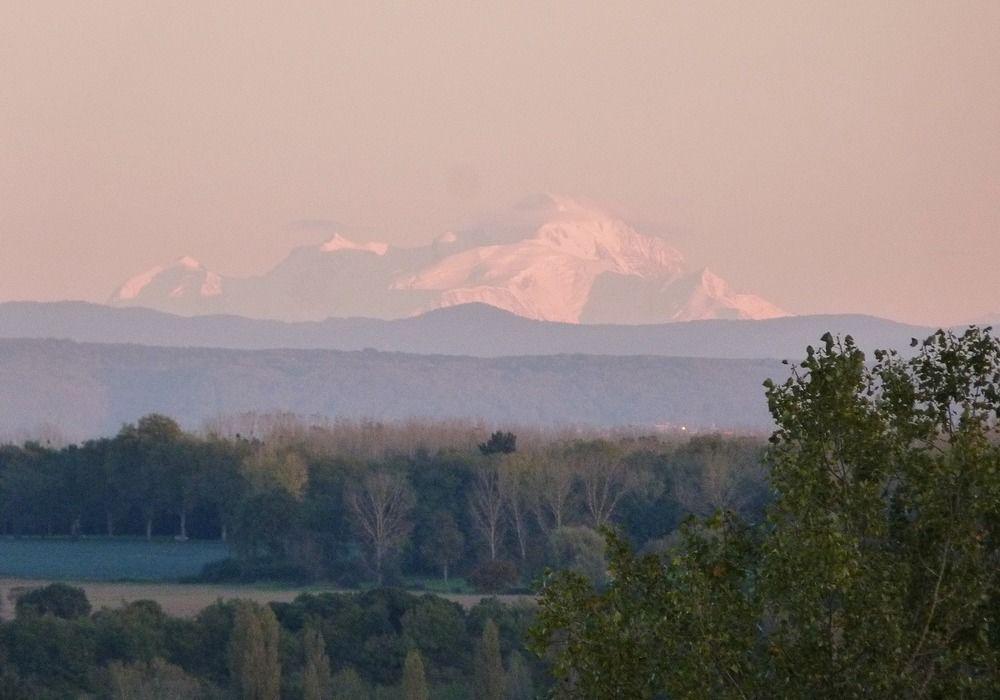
[15, 583, 91, 620]
[194, 557, 313, 584]
[193, 558, 243, 583]
[468, 560, 519, 593]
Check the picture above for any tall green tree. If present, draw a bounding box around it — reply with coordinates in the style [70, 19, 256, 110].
[330, 668, 369, 700]
[504, 650, 535, 700]
[301, 623, 333, 700]
[474, 619, 505, 700]
[402, 649, 429, 700]
[532, 328, 1000, 698]
[228, 601, 281, 700]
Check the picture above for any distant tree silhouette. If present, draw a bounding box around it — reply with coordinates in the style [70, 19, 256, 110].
[478, 431, 516, 455]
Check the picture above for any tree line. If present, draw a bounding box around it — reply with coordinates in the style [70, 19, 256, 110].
[0, 582, 538, 698]
[0, 417, 769, 589]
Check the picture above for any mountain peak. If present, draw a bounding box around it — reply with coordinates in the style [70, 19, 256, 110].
[111, 255, 222, 304]
[319, 234, 389, 256]
[110, 197, 787, 324]
[177, 255, 203, 269]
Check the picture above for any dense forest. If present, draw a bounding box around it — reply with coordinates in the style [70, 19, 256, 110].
[0, 417, 769, 590]
[0, 418, 767, 697]
[0, 582, 538, 698]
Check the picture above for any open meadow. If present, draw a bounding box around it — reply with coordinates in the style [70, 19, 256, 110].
[0, 538, 532, 620]
[0, 537, 229, 581]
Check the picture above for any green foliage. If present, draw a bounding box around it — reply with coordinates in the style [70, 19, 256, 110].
[15, 582, 91, 620]
[399, 596, 470, 676]
[0, 582, 539, 698]
[547, 526, 607, 586]
[473, 620, 504, 700]
[1, 613, 99, 694]
[106, 657, 205, 699]
[0, 409, 769, 588]
[228, 601, 282, 700]
[330, 667, 370, 699]
[533, 328, 1000, 698]
[402, 648, 429, 700]
[93, 600, 170, 664]
[301, 623, 333, 700]
[504, 650, 535, 700]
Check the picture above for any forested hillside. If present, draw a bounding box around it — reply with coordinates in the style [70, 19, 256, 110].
[0, 338, 780, 438]
[0, 300, 932, 358]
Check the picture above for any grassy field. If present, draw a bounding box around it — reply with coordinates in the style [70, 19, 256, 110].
[0, 537, 229, 581]
[0, 538, 533, 619]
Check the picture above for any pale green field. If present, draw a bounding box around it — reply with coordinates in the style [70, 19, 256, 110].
[0, 538, 532, 619]
[0, 537, 229, 581]
[0, 578, 532, 620]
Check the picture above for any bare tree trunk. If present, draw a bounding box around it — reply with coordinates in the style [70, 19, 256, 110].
[575, 443, 645, 528]
[469, 463, 506, 561]
[533, 455, 577, 532]
[348, 470, 414, 586]
[501, 460, 531, 562]
[178, 509, 188, 540]
[145, 516, 153, 541]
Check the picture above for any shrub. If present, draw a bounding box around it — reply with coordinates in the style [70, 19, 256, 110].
[468, 560, 518, 593]
[15, 583, 91, 620]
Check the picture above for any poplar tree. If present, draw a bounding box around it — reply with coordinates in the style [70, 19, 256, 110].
[301, 623, 332, 700]
[402, 649, 429, 700]
[505, 650, 535, 700]
[474, 619, 505, 700]
[228, 601, 282, 700]
[330, 668, 369, 700]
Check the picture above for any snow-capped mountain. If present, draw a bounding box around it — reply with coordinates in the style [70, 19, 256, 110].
[110, 195, 786, 324]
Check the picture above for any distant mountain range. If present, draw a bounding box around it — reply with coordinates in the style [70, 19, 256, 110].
[0, 301, 935, 359]
[108, 195, 786, 324]
[0, 337, 782, 439]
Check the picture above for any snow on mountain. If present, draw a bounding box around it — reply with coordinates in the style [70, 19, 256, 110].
[111, 256, 223, 315]
[664, 268, 786, 322]
[109, 196, 787, 324]
[319, 233, 389, 256]
[391, 197, 690, 322]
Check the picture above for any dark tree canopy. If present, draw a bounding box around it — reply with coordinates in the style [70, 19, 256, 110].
[15, 583, 92, 620]
[478, 431, 517, 455]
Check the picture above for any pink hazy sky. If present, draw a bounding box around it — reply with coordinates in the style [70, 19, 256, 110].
[1, 1, 998, 325]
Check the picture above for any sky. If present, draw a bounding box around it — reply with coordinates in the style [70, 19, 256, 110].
[1, 1, 998, 326]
